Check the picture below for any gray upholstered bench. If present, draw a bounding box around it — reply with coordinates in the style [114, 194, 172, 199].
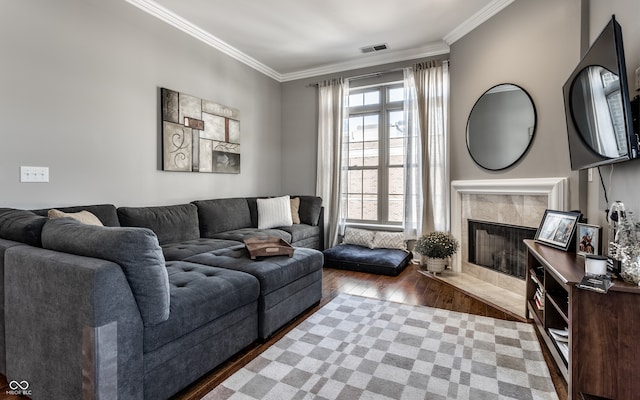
[185, 244, 323, 339]
[323, 244, 413, 276]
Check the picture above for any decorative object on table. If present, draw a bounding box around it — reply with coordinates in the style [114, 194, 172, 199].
[244, 236, 294, 259]
[612, 211, 640, 285]
[576, 223, 601, 256]
[161, 87, 240, 173]
[414, 231, 459, 273]
[534, 209, 581, 251]
[584, 254, 608, 276]
[606, 200, 626, 275]
[578, 254, 612, 294]
[576, 273, 613, 294]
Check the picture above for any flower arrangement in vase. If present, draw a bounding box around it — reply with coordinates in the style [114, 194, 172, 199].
[613, 212, 640, 285]
[414, 231, 459, 273]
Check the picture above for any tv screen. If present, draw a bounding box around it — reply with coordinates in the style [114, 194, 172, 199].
[563, 15, 638, 170]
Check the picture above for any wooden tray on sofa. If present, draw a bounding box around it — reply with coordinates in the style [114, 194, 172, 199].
[244, 237, 294, 259]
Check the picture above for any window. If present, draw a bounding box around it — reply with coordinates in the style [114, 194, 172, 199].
[345, 83, 404, 226]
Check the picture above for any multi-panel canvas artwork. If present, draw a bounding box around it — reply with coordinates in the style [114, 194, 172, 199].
[161, 88, 240, 173]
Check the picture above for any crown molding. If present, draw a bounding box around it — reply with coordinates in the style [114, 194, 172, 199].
[126, 0, 507, 82]
[279, 42, 450, 82]
[443, 0, 515, 45]
[124, 0, 282, 81]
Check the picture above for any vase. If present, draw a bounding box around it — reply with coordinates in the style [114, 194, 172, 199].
[621, 255, 640, 286]
[425, 257, 447, 273]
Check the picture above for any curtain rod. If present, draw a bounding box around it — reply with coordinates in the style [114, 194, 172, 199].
[306, 67, 403, 88]
[306, 59, 449, 88]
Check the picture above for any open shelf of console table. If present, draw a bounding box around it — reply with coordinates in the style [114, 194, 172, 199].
[524, 239, 640, 400]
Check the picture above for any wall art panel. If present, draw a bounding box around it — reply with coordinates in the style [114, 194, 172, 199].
[161, 87, 240, 173]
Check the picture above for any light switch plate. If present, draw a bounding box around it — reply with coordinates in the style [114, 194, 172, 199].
[635, 66, 640, 91]
[20, 166, 49, 183]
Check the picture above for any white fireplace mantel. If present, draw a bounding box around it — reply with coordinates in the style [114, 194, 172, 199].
[450, 177, 568, 272]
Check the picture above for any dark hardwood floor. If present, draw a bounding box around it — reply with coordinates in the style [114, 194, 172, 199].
[172, 264, 568, 400]
[0, 264, 567, 400]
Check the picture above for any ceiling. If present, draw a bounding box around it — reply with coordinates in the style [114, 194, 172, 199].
[125, 0, 514, 82]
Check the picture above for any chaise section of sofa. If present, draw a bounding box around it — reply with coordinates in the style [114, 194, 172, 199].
[4, 218, 261, 400]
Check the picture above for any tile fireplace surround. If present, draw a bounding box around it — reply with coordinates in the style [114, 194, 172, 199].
[442, 177, 568, 317]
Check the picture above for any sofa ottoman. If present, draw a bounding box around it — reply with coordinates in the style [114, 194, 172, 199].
[323, 244, 413, 276]
[185, 244, 323, 339]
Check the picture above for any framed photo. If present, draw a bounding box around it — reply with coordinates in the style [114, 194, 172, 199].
[576, 223, 601, 256]
[535, 209, 582, 251]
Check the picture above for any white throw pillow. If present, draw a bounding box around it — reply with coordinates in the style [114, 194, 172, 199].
[371, 231, 407, 251]
[257, 196, 293, 229]
[342, 227, 375, 248]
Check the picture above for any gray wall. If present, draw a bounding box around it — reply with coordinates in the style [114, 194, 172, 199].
[4, 0, 636, 222]
[0, 0, 282, 208]
[449, 0, 582, 210]
[283, 0, 587, 213]
[587, 0, 640, 227]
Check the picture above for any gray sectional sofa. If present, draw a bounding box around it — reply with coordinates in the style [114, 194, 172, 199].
[0, 195, 324, 400]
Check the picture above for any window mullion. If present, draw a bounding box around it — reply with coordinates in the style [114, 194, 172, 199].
[379, 91, 389, 225]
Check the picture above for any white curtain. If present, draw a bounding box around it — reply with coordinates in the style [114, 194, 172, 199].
[316, 78, 349, 248]
[403, 60, 450, 237]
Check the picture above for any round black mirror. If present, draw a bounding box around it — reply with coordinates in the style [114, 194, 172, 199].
[466, 84, 537, 170]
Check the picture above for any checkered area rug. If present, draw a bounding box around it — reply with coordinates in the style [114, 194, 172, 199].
[204, 294, 558, 400]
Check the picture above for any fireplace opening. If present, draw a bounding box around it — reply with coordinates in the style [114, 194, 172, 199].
[468, 219, 537, 279]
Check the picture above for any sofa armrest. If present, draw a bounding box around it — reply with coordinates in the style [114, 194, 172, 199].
[4, 246, 144, 400]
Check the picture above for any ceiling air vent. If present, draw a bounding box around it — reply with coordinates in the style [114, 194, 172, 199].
[360, 43, 388, 54]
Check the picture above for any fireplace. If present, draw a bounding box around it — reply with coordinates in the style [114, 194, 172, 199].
[444, 178, 567, 316]
[451, 177, 568, 274]
[467, 219, 536, 279]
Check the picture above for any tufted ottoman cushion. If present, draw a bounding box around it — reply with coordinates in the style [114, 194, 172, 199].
[185, 244, 323, 338]
[144, 261, 259, 353]
[323, 244, 413, 276]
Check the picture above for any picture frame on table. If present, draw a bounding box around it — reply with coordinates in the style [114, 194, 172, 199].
[576, 223, 601, 256]
[534, 209, 582, 251]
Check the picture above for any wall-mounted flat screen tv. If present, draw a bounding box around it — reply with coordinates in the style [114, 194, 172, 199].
[563, 15, 638, 171]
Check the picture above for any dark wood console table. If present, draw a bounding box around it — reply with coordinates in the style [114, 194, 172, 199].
[524, 239, 640, 400]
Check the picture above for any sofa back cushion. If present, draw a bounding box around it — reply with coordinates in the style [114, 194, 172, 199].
[117, 204, 200, 245]
[193, 198, 252, 236]
[295, 196, 323, 226]
[0, 209, 47, 247]
[31, 204, 121, 227]
[41, 218, 170, 326]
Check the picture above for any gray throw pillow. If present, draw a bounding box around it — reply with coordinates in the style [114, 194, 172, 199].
[0, 208, 47, 247]
[41, 218, 170, 326]
[295, 196, 323, 226]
